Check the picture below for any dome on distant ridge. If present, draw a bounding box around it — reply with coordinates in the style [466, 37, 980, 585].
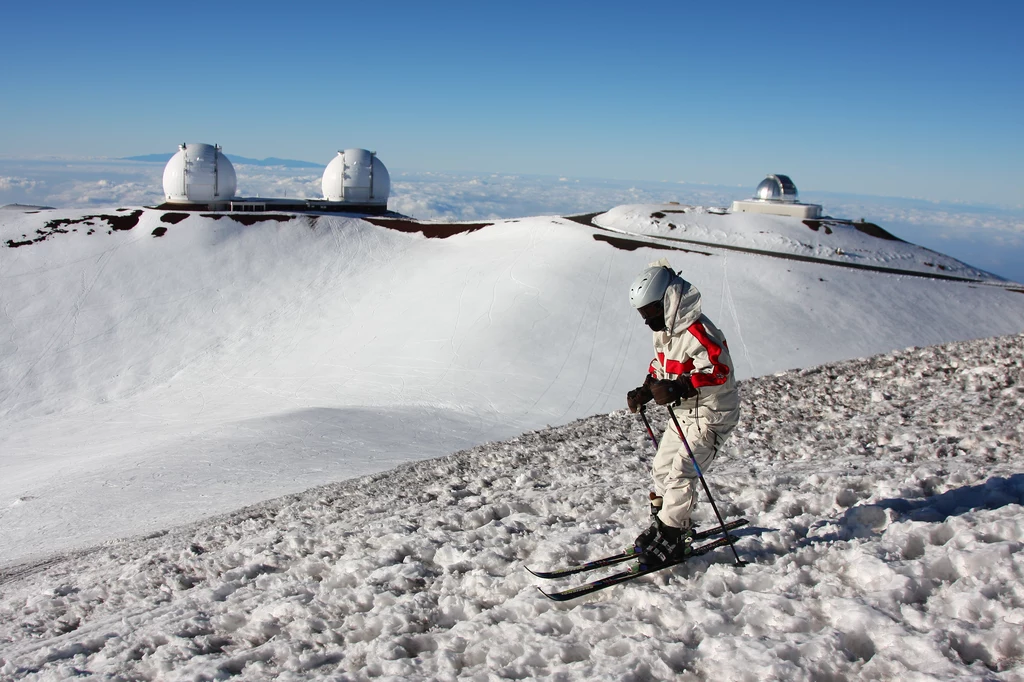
[755, 174, 798, 203]
[321, 149, 390, 205]
[730, 174, 820, 218]
[162, 143, 236, 203]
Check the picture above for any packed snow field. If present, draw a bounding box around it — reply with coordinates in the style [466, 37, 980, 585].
[2, 176, 1023, 680]
[4, 205, 1022, 569]
[1, 334, 1021, 680]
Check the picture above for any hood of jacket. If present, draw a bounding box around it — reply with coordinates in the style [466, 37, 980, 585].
[661, 272, 702, 335]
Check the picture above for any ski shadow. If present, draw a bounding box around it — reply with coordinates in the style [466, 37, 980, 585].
[693, 524, 773, 541]
[875, 473, 1024, 523]
[799, 474, 1024, 547]
[726, 526, 774, 539]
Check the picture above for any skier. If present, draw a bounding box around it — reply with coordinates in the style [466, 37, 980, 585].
[626, 259, 740, 567]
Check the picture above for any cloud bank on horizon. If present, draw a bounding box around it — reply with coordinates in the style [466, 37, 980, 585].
[2, 158, 1023, 284]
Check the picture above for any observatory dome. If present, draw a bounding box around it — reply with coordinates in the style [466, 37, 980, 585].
[322, 149, 390, 205]
[162, 143, 237, 203]
[731, 174, 821, 218]
[755, 174, 799, 203]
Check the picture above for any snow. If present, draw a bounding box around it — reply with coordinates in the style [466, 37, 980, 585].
[2, 206, 1023, 567]
[594, 204, 1000, 281]
[0, 194, 1023, 679]
[1, 335, 1021, 680]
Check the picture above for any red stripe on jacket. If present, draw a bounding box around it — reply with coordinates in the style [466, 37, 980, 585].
[653, 352, 694, 376]
[648, 323, 730, 387]
[687, 322, 730, 387]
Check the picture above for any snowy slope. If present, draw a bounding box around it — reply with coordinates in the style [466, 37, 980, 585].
[594, 203, 1007, 282]
[1, 334, 1021, 680]
[1, 206, 1024, 566]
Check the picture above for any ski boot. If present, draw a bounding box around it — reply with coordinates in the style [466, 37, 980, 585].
[634, 517, 694, 567]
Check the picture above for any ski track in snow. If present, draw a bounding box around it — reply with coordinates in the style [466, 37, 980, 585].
[1, 334, 1021, 681]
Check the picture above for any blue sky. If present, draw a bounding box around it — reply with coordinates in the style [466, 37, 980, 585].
[1, 1, 1021, 206]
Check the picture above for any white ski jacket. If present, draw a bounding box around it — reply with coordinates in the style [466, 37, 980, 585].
[647, 273, 740, 435]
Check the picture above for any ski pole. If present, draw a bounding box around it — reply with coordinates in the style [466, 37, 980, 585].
[666, 405, 746, 567]
[637, 405, 667, 520]
[638, 404, 659, 448]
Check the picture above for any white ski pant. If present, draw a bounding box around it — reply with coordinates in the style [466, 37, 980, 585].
[653, 418, 730, 529]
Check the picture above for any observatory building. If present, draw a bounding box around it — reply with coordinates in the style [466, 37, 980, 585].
[322, 149, 390, 207]
[162, 143, 237, 205]
[730, 174, 822, 219]
[158, 145, 390, 214]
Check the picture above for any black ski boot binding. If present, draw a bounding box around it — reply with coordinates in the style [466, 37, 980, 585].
[634, 517, 694, 567]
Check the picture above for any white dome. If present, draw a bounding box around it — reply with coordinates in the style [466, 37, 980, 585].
[321, 149, 390, 205]
[162, 143, 237, 203]
[755, 174, 799, 203]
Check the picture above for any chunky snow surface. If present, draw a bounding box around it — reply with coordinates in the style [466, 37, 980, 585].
[2, 207, 1024, 569]
[1, 334, 1021, 680]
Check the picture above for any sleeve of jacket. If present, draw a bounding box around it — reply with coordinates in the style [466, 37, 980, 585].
[684, 321, 732, 388]
[647, 356, 664, 380]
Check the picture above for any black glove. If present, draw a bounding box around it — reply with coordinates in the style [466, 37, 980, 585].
[626, 376, 655, 413]
[650, 377, 696, 405]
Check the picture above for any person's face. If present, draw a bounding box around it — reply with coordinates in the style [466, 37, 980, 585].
[638, 300, 666, 332]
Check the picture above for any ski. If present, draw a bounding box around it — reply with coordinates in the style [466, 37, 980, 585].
[527, 518, 747, 579]
[527, 547, 638, 580]
[539, 535, 739, 601]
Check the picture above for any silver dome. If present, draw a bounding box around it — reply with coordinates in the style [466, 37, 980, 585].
[755, 174, 798, 203]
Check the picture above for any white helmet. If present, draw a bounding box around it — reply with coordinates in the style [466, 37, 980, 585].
[629, 265, 673, 309]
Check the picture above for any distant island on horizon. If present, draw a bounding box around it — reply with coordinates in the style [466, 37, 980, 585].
[123, 153, 322, 169]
